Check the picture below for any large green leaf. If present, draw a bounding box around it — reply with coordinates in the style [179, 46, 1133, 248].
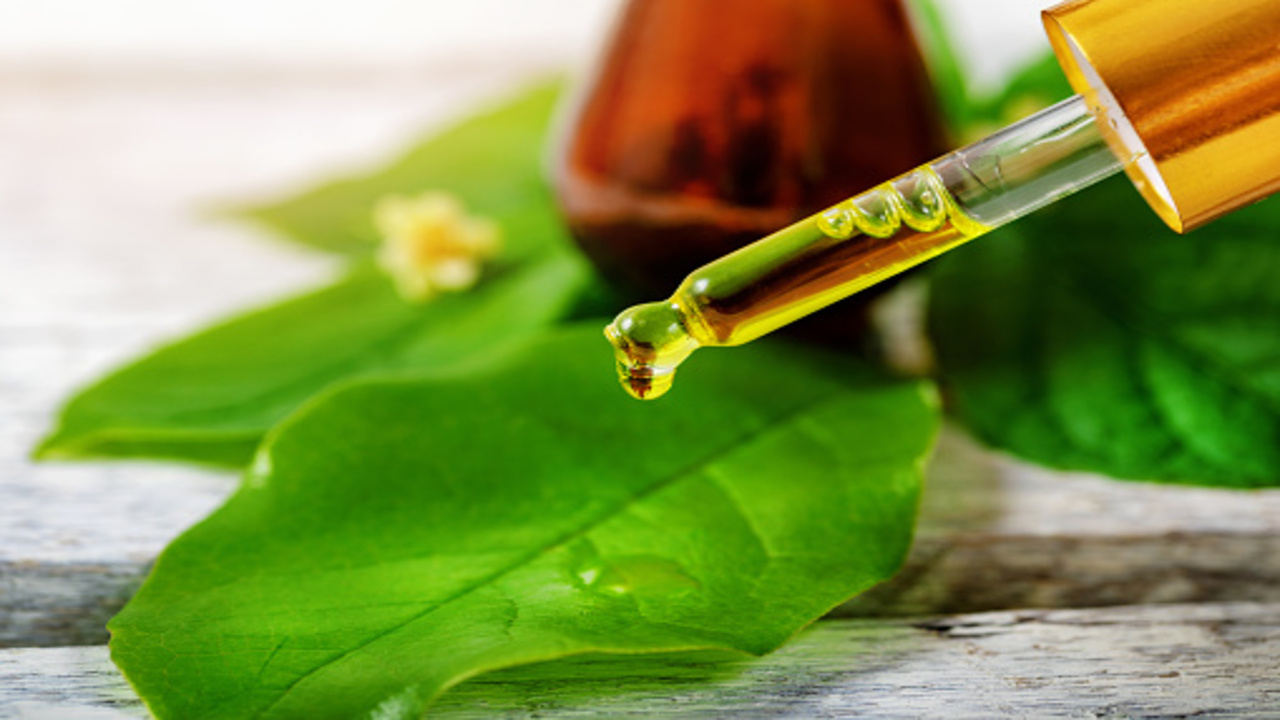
[240, 82, 565, 258]
[109, 326, 939, 719]
[929, 177, 1280, 486]
[37, 256, 591, 467]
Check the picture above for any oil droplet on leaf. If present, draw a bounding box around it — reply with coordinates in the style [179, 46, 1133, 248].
[574, 554, 700, 597]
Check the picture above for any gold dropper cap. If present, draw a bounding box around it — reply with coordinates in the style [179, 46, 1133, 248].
[1044, 0, 1280, 233]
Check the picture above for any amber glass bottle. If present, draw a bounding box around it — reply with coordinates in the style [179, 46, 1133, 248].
[553, 0, 946, 340]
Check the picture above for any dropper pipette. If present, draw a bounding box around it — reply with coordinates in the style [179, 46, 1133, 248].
[604, 0, 1280, 400]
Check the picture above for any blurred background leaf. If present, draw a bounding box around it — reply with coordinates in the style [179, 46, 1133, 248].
[930, 176, 1280, 487]
[964, 53, 1071, 134]
[926, 50, 1280, 487]
[37, 84, 601, 468]
[239, 82, 568, 258]
[906, 0, 973, 137]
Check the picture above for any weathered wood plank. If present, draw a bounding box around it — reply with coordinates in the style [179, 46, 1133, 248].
[439, 603, 1280, 718]
[0, 646, 140, 720]
[843, 531, 1280, 618]
[0, 563, 146, 650]
[4, 603, 1278, 718]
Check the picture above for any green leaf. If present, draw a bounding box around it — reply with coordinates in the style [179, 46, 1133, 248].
[109, 325, 939, 719]
[37, 256, 591, 467]
[929, 176, 1280, 487]
[239, 82, 566, 258]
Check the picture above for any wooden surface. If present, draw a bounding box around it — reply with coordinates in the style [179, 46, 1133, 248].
[5, 603, 1279, 718]
[3, 63, 1280, 716]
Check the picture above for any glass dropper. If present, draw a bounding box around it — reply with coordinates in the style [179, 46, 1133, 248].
[605, 92, 1135, 400]
[604, 0, 1280, 400]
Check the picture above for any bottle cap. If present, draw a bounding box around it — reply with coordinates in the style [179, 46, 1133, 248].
[1044, 0, 1280, 232]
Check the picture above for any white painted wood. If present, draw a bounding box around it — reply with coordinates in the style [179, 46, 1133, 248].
[4, 603, 1278, 718]
[441, 602, 1280, 718]
[0, 646, 140, 720]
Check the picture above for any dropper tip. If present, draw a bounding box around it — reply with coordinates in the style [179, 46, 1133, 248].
[603, 301, 700, 401]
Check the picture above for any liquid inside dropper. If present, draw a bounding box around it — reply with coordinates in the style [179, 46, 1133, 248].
[605, 167, 988, 400]
[606, 95, 1132, 400]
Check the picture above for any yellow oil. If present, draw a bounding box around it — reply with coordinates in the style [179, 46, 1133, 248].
[605, 166, 989, 400]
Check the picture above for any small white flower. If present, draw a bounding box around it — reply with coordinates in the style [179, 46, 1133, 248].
[372, 191, 501, 301]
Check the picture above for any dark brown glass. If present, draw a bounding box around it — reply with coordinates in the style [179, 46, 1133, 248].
[553, 0, 946, 339]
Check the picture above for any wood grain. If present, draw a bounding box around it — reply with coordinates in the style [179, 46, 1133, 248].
[4, 603, 1278, 718]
